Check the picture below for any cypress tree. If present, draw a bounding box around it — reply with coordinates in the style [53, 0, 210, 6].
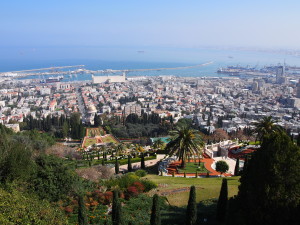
[115, 159, 119, 174]
[216, 178, 228, 221]
[234, 158, 240, 176]
[232, 131, 300, 224]
[141, 153, 145, 169]
[112, 190, 122, 225]
[127, 155, 132, 172]
[150, 194, 161, 225]
[186, 185, 197, 225]
[78, 194, 88, 225]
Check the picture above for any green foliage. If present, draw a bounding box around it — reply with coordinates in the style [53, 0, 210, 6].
[216, 178, 228, 222]
[122, 194, 166, 225]
[232, 131, 300, 224]
[234, 158, 240, 176]
[32, 154, 78, 202]
[78, 194, 88, 225]
[128, 155, 132, 172]
[115, 159, 120, 174]
[215, 161, 229, 174]
[141, 153, 145, 169]
[186, 185, 197, 225]
[165, 126, 204, 168]
[104, 173, 157, 192]
[150, 194, 161, 225]
[135, 169, 147, 177]
[112, 190, 122, 225]
[0, 187, 68, 225]
[139, 179, 158, 192]
[0, 141, 34, 183]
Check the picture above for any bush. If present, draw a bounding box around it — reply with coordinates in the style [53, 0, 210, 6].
[135, 170, 147, 177]
[0, 187, 67, 224]
[140, 179, 157, 192]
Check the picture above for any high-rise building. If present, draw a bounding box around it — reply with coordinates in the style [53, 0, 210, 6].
[296, 79, 300, 98]
[276, 66, 286, 84]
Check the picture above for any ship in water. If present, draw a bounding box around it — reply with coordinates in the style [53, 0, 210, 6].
[40, 76, 63, 83]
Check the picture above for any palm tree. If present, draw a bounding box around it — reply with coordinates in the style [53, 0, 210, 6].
[253, 116, 282, 141]
[115, 143, 125, 156]
[165, 125, 204, 168]
[153, 138, 165, 151]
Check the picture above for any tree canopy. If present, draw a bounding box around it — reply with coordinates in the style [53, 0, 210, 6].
[165, 125, 204, 168]
[231, 131, 300, 224]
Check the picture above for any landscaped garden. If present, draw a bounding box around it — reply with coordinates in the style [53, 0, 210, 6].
[101, 134, 118, 144]
[145, 175, 240, 207]
[177, 162, 209, 174]
[82, 138, 97, 148]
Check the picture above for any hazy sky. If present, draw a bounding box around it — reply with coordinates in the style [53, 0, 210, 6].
[1, 0, 300, 49]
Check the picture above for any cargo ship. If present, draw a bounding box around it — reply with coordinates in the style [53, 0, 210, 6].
[40, 76, 63, 83]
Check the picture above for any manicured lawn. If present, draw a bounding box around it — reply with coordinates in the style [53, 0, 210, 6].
[101, 135, 118, 144]
[145, 175, 240, 207]
[83, 138, 97, 148]
[177, 162, 209, 173]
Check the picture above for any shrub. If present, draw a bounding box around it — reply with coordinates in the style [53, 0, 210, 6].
[135, 169, 147, 177]
[140, 179, 158, 192]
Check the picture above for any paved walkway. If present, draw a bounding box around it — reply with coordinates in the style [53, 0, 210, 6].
[119, 158, 161, 172]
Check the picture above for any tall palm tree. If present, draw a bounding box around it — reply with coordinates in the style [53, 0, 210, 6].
[115, 143, 125, 156]
[254, 116, 282, 141]
[165, 125, 204, 168]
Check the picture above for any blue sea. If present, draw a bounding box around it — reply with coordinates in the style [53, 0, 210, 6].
[0, 47, 299, 81]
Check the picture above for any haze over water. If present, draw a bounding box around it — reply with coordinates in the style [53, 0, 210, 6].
[1, 47, 300, 80]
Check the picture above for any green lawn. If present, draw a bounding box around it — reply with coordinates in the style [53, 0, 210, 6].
[177, 162, 209, 173]
[145, 175, 240, 207]
[101, 135, 118, 144]
[83, 138, 97, 148]
[249, 141, 260, 145]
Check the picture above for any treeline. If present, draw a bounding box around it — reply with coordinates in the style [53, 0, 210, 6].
[22, 112, 85, 139]
[125, 112, 163, 124]
[110, 113, 172, 138]
[118, 96, 138, 104]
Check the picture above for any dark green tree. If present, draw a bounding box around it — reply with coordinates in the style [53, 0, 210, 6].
[216, 178, 228, 222]
[115, 159, 119, 174]
[232, 131, 300, 224]
[150, 194, 161, 225]
[94, 114, 101, 127]
[186, 185, 197, 225]
[127, 155, 132, 172]
[215, 160, 229, 175]
[234, 158, 240, 176]
[78, 194, 88, 225]
[32, 155, 77, 202]
[140, 153, 145, 169]
[112, 190, 122, 225]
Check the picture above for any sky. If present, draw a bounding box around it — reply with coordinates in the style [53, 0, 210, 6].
[1, 0, 300, 62]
